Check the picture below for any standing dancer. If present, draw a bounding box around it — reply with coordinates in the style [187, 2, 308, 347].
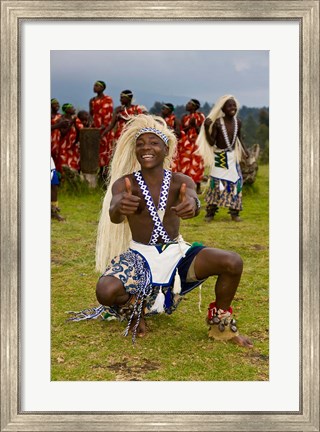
[161, 103, 181, 172]
[89, 80, 114, 174]
[180, 99, 205, 194]
[102, 90, 144, 144]
[197, 95, 249, 222]
[51, 98, 64, 169]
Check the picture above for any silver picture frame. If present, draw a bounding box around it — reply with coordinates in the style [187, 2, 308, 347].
[1, 1, 319, 431]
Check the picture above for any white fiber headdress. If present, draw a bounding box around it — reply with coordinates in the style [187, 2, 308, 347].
[196, 94, 243, 166]
[95, 114, 177, 273]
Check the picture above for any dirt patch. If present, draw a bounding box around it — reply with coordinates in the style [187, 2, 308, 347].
[107, 357, 161, 381]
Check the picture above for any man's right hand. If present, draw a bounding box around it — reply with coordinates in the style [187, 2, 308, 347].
[117, 177, 141, 215]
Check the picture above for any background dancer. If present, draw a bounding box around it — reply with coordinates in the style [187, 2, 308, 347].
[197, 95, 249, 222]
[161, 102, 182, 172]
[101, 89, 144, 144]
[179, 99, 205, 194]
[89, 80, 114, 177]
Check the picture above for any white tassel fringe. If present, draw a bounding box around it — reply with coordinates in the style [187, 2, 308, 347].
[173, 268, 182, 294]
[151, 287, 165, 313]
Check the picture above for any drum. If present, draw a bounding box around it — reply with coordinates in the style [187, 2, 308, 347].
[79, 128, 100, 173]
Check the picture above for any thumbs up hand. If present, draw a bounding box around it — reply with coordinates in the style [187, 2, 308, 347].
[124, 177, 133, 195]
[116, 177, 141, 216]
[178, 182, 187, 203]
[171, 182, 199, 219]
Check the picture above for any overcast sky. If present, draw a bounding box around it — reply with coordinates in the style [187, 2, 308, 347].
[51, 50, 269, 111]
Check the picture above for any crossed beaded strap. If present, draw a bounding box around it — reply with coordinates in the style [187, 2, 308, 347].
[133, 169, 172, 245]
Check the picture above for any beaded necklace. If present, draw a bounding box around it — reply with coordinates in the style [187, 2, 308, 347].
[220, 117, 238, 151]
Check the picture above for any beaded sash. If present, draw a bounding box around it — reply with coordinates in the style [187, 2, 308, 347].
[220, 117, 238, 151]
[133, 169, 172, 245]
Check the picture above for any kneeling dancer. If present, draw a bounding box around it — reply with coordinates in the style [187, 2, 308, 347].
[69, 114, 253, 348]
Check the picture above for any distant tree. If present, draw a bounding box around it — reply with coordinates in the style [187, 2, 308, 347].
[260, 140, 269, 164]
[240, 107, 269, 163]
[256, 124, 269, 149]
[201, 102, 211, 116]
[239, 106, 269, 124]
[257, 109, 269, 163]
[149, 101, 163, 115]
[242, 114, 258, 147]
[259, 108, 269, 127]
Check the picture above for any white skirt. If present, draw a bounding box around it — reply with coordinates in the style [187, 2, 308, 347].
[129, 237, 190, 285]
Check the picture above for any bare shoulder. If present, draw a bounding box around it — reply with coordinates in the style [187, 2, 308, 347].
[172, 172, 196, 189]
[111, 174, 134, 192]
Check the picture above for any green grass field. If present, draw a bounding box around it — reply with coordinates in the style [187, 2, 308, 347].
[51, 165, 269, 381]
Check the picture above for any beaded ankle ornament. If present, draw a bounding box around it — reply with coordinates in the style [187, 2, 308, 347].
[207, 301, 239, 341]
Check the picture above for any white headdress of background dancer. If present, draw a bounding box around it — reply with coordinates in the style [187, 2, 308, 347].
[196, 94, 243, 167]
[95, 114, 177, 273]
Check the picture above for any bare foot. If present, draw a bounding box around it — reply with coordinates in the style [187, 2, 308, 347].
[230, 334, 253, 348]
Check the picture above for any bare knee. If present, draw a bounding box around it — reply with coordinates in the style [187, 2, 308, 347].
[96, 276, 128, 306]
[225, 252, 243, 276]
[96, 277, 109, 305]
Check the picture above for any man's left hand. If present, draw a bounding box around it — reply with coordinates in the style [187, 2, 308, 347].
[171, 183, 197, 219]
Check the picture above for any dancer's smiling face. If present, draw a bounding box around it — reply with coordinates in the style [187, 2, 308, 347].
[135, 133, 168, 168]
[222, 99, 237, 117]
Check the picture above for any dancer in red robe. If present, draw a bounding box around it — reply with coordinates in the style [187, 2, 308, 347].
[51, 98, 63, 169]
[58, 103, 79, 172]
[180, 99, 205, 194]
[161, 103, 182, 172]
[102, 90, 144, 146]
[89, 80, 114, 169]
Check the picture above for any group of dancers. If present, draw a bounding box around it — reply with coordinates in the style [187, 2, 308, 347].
[59, 81, 253, 348]
[51, 80, 249, 223]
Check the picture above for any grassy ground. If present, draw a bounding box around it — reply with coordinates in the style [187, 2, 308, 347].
[51, 165, 269, 381]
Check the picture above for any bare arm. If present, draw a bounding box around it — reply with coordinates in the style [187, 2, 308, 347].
[101, 106, 121, 137]
[174, 117, 182, 138]
[204, 118, 217, 147]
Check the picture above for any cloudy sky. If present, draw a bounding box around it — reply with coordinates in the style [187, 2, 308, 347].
[51, 50, 269, 112]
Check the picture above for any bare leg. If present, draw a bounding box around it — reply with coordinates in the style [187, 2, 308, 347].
[96, 276, 146, 336]
[194, 248, 253, 348]
[96, 275, 130, 306]
[51, 184, 65, 221]
[51, 184, 58, 202]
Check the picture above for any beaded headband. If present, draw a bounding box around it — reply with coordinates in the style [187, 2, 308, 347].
[121, 92, 133, 98]
[134, 127, 169, 146]
[190, 99, 200, 108]
[61, 103, 74, 113]
[95, 81, 106, 90]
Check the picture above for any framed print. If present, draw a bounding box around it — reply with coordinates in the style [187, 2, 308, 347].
[1, 1, 319, 431]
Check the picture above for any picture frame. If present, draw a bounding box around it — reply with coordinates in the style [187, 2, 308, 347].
[1, 1, 319, 431]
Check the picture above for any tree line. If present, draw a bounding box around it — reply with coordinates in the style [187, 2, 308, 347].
[149, 101, 269, 164]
